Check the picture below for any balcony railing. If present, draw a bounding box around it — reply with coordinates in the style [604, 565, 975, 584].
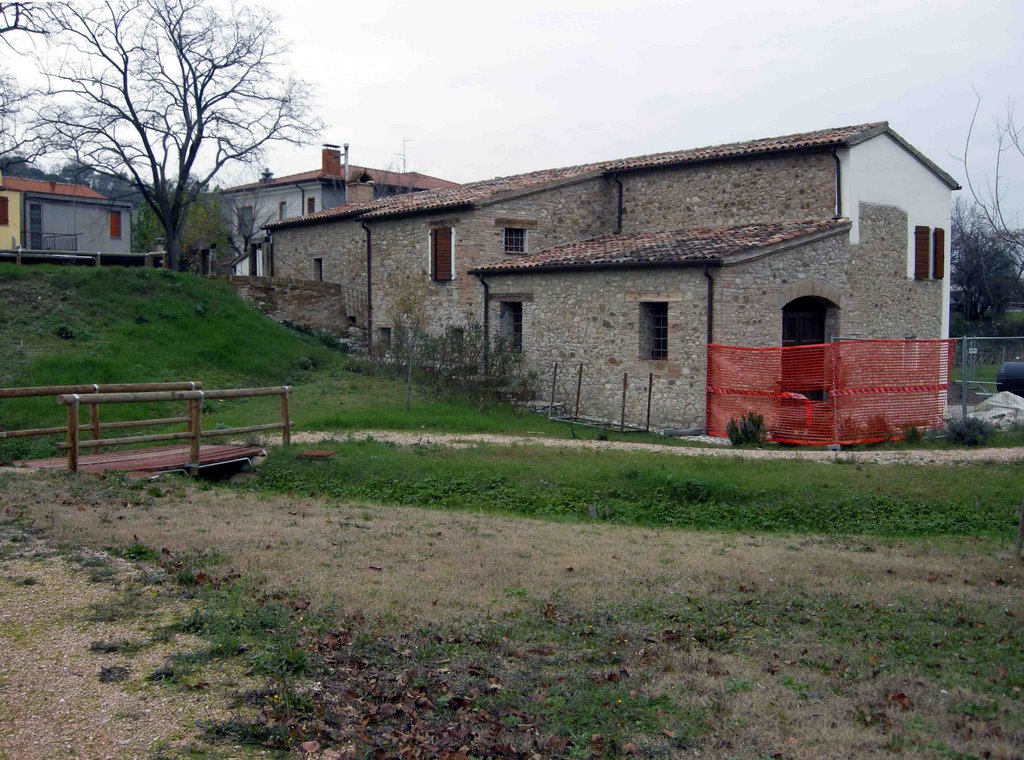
[21, 231, 80, 251]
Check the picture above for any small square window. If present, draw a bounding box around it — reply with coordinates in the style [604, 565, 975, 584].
[640, 302, 668, 360]
[504, 227, 526, 254]
[499, 301, 523, 352]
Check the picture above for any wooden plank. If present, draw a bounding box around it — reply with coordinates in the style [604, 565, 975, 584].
[0, 381, 202, 399]
[17, 444, 265, 474]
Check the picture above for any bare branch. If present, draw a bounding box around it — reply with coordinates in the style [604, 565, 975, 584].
[31, 0, 321, 268]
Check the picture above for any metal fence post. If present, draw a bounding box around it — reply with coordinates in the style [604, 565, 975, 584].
[961, 335, 968, 422]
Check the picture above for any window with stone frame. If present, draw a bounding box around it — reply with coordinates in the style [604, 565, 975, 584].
[640, 302, 669, 360]
[503, 227, 527, 254]
[313, 257, 323, 282]
[499, 301, 523, 352]
[378, 327, 392, 349]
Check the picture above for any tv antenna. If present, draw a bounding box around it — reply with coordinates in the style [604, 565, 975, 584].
[395, 138, 411, 173]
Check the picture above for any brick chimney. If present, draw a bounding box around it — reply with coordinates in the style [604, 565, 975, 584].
[346, 180, 375, 205]
[322, 144, 342, 177]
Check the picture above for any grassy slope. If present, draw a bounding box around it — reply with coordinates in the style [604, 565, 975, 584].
[0, 266, 643, 462]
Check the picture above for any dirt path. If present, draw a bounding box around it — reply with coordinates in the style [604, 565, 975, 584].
[290, 429, 1024, 465]
[0, 529, 268, 760]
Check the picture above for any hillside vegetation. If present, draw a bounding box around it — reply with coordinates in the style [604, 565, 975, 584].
[0, 264, 336, 389]
[0, 266, 589, 462]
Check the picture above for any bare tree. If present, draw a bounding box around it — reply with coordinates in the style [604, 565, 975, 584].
[0, 2, 44, 35]
[0, 3, 46, 163]
[963, 96, 1024, 252]
[31, 0, 319, 269]
[951, 196, 1022, 320]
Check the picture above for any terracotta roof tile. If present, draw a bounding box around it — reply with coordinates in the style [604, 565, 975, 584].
[0, 176, 108, 200]
[223, 165, 459, 194]
[471, 219, 850, 274]
[267, 122, 889, 230]
[604, 123, 888, 172]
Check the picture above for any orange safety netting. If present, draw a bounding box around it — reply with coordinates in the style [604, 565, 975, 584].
[706, 339, 955, 445]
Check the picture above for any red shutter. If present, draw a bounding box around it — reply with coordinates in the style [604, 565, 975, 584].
[932, 227, 945, 280]
[109, 210, 122, 238]
[913, 226, 930, 280]
[432, 227, 452, 280]
[0, 197, 8, 225]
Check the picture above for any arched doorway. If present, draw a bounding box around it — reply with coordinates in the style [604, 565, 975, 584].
[782, 295, 837, 347]
[781, 296, 839, 401]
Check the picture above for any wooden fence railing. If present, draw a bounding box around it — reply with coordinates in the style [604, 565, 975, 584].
[55, 387, 292, 474]
[0, 382, 203, 442]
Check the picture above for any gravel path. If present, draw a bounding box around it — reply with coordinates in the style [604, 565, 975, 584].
[289, 430, 1024, 465]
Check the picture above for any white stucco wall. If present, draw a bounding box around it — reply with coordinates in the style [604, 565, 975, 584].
[838, 133, 955, 336]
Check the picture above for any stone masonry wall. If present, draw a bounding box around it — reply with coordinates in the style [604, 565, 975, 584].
[713, 202, 944, 347]
[619, 152, 836, 232]
[217, 276, 365, 339]
[483, 202, 945, 429]
[486, 268, 711, 430]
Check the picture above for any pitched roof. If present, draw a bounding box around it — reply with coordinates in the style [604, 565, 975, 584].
[603, 123, 888, 172]
[222, 164, 459, 194]
[0, 176, 107, 200]
[470, 218, 851, 275]
[266, 123, 889, 231]
[266, 121, 957, 232]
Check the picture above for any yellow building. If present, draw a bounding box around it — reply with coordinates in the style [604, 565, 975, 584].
[0, 170, 23, 249]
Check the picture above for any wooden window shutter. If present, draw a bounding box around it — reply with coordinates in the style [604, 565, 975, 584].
[109, 210, 122, 238]
[0, 197, 8, 225]
[432, 227, 453, 281]
[932, 227, 945, 280]
[913, 226, 930, 280]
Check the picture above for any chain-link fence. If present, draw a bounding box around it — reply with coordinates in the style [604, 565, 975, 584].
[949, 336, 1024, 412]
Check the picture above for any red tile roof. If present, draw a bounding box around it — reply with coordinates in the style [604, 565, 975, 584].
[268, 123, 898, 230]
[0, 176, 107, 200]
[223, 165, 459, 194]
[603, 123, 888, 172]
[470, 219, 851, 274]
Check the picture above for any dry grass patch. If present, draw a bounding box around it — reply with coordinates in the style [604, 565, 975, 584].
[2, 470, 1022, 758]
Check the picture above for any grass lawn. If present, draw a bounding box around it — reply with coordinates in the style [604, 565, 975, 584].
[2, 448, 1022, 757]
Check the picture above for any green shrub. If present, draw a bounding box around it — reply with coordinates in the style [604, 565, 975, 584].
[944, 417, 995, 446]
[726, 412, 766, 446]
[901, 424, 924, 444]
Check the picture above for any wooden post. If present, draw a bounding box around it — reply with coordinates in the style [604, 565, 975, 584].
[188, 394, 203, 475]
[645, 372, 654, 432]
[620, 372, 628, 432]
[1016, 487, 1024, 560]
[66, 396, 80, 473]
[281, 387, 291, 447]
[548, 362, 559, 419]
[90, 403, 101, 441]
[574, 363, 583, 421]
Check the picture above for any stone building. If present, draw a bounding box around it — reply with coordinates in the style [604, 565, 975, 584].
[265, 122, 958, 429]
[221, 145, 458, 276]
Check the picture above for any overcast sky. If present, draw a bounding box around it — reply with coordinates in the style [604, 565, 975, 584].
[258, 0, 1023, 221]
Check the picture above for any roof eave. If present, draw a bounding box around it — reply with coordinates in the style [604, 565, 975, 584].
[721, 221, 852, 265]
[469, 258, 723, 277]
